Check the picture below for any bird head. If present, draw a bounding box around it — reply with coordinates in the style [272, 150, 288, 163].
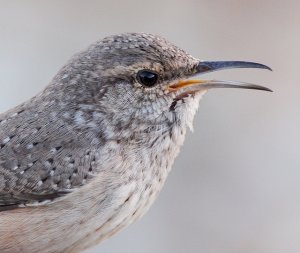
[50, 33, 271, 140]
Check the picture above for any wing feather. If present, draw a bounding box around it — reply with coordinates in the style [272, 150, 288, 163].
[0, 105, 102, 211]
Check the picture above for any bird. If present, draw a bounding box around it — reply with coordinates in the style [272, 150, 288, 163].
[0, 32, 271, 253]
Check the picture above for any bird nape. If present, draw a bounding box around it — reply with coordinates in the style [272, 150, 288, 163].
[0, 33, 271, 253]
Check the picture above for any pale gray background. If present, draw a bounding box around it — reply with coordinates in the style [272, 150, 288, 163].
[0, 1, 299, 253]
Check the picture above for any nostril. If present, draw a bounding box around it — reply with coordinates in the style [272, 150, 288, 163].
[197, 64, 211, 73]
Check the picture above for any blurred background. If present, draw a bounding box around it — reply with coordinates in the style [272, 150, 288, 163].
[0, 0, 299, 252]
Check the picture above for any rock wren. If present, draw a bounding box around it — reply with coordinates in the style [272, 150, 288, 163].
[0, 33, 271, 253]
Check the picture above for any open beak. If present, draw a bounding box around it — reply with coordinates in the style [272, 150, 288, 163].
[168, 61, 272, 93]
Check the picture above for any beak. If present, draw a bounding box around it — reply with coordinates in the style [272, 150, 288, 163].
[168, 61, 272, 93]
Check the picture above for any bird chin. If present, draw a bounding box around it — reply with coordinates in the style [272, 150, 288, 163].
[172, 90, 206, 132]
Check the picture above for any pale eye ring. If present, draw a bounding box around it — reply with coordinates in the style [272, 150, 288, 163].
[136, 70, 158, 87]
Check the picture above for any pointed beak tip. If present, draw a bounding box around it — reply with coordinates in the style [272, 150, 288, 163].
[261, 65, 273, 71]
[255, 86, 273, 92]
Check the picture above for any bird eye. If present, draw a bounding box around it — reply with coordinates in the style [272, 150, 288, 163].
[136, 70, 158, 87]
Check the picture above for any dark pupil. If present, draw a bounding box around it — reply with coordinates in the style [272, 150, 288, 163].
[137, 70, 158, 87]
